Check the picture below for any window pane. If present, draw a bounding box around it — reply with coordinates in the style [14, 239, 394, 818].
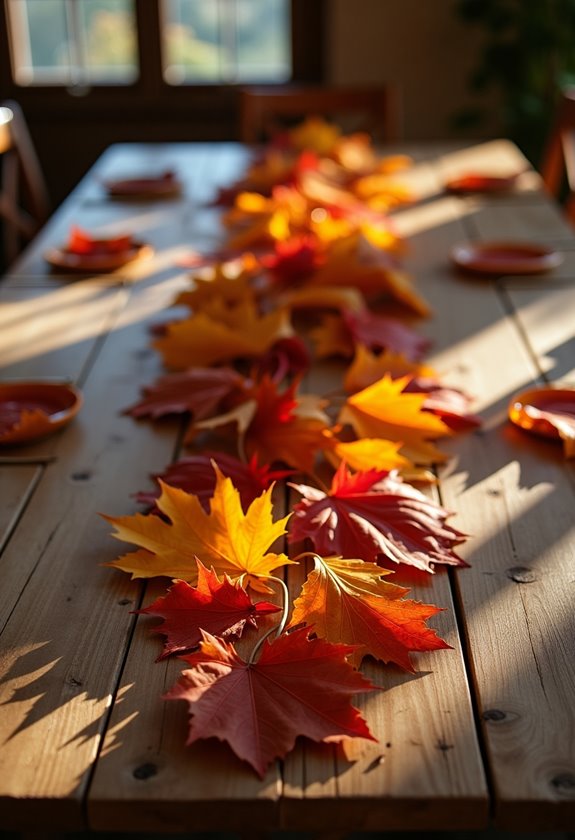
[6, 0, 138, 86]
[162, 0, 224, 83]
[236, 0, 290, 82]
[162, 0, 291, 85]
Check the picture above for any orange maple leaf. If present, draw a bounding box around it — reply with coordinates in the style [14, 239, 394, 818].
[103, 465, 293, 590]
[289, 554, 450, 670]
[309, 233, 430, 316]
[165, 627, 377, 777]
[338, 373, 452, 464]
[344, 346, 436, 392]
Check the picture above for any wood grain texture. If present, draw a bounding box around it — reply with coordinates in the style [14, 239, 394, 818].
[2, 138, 575, 832]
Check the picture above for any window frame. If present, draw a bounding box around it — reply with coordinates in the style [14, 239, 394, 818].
[0, 0, 325, 122]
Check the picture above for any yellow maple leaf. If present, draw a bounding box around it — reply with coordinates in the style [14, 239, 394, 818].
[288, 116, 341, 155]
[344, 346, 437, 392]
[308, 313, 355, 359]
[153, 303, 293, 370]
[338, 374, 452, 464]
[175, 258, 257, 311]
[321, 430, 411, 472]
[104, 466, 293, 589]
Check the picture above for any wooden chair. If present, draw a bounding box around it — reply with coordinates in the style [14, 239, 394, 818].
[540, 87, 575, 224]
[0, 99, 50, 267]
[238, 84, 401, 145]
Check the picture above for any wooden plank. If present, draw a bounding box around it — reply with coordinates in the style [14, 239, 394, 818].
[86, 142, 283, 831]
[433, 236, 575, 826]
[0, 273, 187, 830]
[0, 464, 42, 559]
[280, 189, 489, 831]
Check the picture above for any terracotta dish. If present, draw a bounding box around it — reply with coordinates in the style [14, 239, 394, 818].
[508, 386, 575, 458]
[450, 241, 562, 276]
[0, 381, 83, 444]
[445, 172, 519, 194]
[44, 241, 153, 273]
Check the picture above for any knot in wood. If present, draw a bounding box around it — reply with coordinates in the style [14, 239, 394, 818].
[482, 709, 506, 722]
[133, 762, 158, 780]
[70, 470, 93, 482]
[550, 773, 575, 795]
[506, 566, 537, 584]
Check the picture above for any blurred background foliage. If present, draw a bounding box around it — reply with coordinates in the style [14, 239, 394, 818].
[452, 0, 575, 165]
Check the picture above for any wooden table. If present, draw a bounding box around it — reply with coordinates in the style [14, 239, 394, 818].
[1, 139, 574, 834]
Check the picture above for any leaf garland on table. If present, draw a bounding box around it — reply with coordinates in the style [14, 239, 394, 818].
[102, 116, 479, 776]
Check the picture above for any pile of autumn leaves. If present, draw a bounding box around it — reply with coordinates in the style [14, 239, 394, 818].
[104, 118, 478, 778]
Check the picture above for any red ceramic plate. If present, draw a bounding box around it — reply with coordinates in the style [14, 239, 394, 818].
[445, 172, 519, 194]
[0, 381, 83, 444]
[104, 172, 182, 199]
[508, 386, 575, 457]
[450, 241, 562, 276]
[44, 241, 153, 273]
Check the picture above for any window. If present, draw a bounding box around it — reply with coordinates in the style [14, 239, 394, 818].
[5, 0, 293, 89]
[6, 0, 138, 86]
[162, 0, 291, 85]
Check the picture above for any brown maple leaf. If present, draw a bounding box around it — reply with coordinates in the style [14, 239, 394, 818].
[136, 561, 280, 659]
[165, 627, 378, 777]
[289, 554, 450, 670]
[289, 461, 467, 572]
[124, 367, 251, 420]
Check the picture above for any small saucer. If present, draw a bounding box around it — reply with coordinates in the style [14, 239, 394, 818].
[445, 173, 519, 194]
[104, 172, 182, 199]
[45, 241, 153, 273]
[508, 386, 575, 457]
[450, 241, 562, 276]
[0, 381, 83, 444]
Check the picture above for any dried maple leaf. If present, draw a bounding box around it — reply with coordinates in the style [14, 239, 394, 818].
[135, 452, 293, 512]
[338, 374, 452, 464]
[124, 367, 251, 420]
[174, 257, 258, 311]
[309, 233, 431, 316]
[153, 303, 294, 370]
[320, 430, 411, 473]
[136, 561, 280, 659]
[104, 465, 293, 590]
[289, 554, 450, 670]
[344, 346, 436, 392]
[261, 235, 325, 286]
[165, 627, 378, 777]
[191, 376, 331, 475]
[289, 462, 466, 573]
[344, 309, 431, 359]
[309, 309, 430, 361]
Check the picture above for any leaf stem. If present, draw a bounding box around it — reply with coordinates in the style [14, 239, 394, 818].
[248, 575, 290, 664]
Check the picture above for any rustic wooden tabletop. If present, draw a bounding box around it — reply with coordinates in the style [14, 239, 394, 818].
[0, 139, 574, 834]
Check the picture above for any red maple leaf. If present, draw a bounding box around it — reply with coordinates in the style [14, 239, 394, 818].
[404, 377, 482, 431]
[124, 367, 251, 420]
[135, 452, 293, 512]
[344, 309, 431, 360]
[289, 462, 467, 572]
[165, 627, 378, 777]
[262, 235, 324, 285]
[136, 561, 280, 659]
